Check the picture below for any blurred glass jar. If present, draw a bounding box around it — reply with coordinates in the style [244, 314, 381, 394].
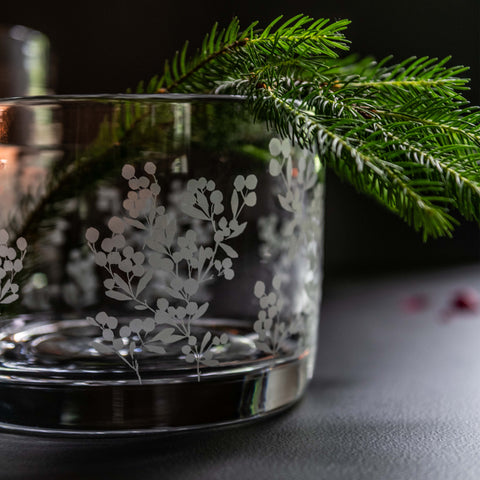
[0, 95, 324, 435]
[0, 25, 52, 97]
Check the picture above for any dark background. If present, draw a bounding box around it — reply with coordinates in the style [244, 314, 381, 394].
[1, 0, 479, 276]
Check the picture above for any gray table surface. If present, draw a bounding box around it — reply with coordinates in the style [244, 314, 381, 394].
[2, 263, 480, 480]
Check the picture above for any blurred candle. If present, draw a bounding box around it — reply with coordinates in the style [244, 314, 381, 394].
[0, 27, 54, 224]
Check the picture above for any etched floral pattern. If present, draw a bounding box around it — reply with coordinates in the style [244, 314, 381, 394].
[0, 229, 27, 306]
[85, 162, 258, 382]
[0, 134, 322, 387]
[254, 138, 322, 356]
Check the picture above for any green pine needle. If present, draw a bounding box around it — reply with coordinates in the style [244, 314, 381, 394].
[142, 14, 480, 240]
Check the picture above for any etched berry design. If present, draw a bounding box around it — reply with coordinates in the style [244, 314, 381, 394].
[0, 229, 27, 306]
[86, 162, 257, 382]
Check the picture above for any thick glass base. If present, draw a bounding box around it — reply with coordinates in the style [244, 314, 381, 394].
[0, 318, 312, 436]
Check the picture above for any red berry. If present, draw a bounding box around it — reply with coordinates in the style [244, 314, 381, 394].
[451, 288, 479, 312]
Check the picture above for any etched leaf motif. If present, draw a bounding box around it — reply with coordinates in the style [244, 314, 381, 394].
[286, 156, 293, 187]
[86, 316, 98, 326]
[113, 273, 130, 292]
[201, 331, 212, 352]
[123, 217, 146, 230]
[228, 221, 247, 239]
[146, 238, 167, 254]
[134, 304, 149, 310]
[1, 294, 18, 304]
[164, 286, 185, 300]
[219, 243, 238, 258]
[92, 342, 113, 355]
[197, 247, 207, 272]
[150, 328, 184, 344]
[145, 345, 167, 354]
[136, 270, 153, 296]
[231, 189, 239, 217]
[180, 204, 209, 221]
[105, 290, 131, 301]
[1, 280, 12, 300]
[191, 302, 209, 321]
[196, 191, 209, 213]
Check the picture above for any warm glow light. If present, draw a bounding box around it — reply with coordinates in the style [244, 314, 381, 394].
[0, 146, 20, 225]
[0, 148, 16, 166]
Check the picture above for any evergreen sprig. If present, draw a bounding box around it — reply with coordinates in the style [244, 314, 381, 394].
[143, 14, 480, 240]
[140, 15, 351, 94]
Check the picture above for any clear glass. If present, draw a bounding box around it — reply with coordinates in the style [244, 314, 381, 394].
[0, 95, 324, 435]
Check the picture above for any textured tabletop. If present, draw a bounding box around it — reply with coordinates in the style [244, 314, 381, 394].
[2, 264, 480, 480]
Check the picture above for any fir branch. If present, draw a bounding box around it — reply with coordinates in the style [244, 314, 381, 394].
[284, 81, 480, 224]
[157, 18, 251, 93]
[150, 15, 350, 94]
[338, 56, 470, 97]
[373, 107, 480, 147]
[257, 86, 457, 239]
[146, 14, 480, 239]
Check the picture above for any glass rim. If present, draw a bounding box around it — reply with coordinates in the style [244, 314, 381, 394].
[0, 93, 247, 106]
